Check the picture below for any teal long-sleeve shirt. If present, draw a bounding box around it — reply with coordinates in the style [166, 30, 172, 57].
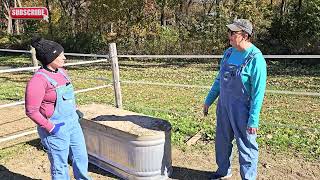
[205, 44, 267, 128]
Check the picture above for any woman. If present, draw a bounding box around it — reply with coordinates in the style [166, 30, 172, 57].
[25, 37, 91, 180]
[203, 19, 267, 180]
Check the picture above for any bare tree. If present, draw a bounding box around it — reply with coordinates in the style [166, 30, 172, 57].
[298, 0, 302, 12]
[58, 0, 88, 37]
[2, 0, 12, 34]
[45, 0, 53, 36]
[159, 0, 167, 26]
[206, 0, 215, 15]
[280, 0, 286, 16]
[186, 0, 193, 16]
[14, 0, 22, 35]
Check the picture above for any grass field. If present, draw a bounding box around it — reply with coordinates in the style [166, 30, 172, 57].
[0, 55, 319, 161]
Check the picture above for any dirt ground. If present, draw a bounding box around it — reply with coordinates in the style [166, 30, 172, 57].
[0, 105, 319, 180]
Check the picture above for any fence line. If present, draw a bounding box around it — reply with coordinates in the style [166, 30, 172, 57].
[0, 101, 25, 109]
[125, 104, 320, 132]
[0, 66, 39, 73]
[0, 59, 109, 74]
[118, 55, 222, 59]
[121, 80, 320, 97]
[266, 90, 320, 96]
[0, 49, 110, 58]
[0, 49, 29, 53]
[1, 49, 320, 59]
[73, 77, 111, 82]
[0, 129, 37, 144]
[74, 84, 112, 94]
[118, 54, 320, 59]
[64, 59, 108, 66]
[1, 77, 317, 109]
[0, 84, 112, 109]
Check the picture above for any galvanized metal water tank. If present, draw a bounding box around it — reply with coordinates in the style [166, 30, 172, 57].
[80, 104, 172, 180]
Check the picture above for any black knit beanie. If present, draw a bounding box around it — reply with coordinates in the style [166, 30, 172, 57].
[31, 36, 64, 66]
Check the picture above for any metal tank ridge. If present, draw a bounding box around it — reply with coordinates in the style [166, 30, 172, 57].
[80, 104, 172, 180]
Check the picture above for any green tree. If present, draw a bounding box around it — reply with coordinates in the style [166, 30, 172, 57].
[268, 0, 320, 54]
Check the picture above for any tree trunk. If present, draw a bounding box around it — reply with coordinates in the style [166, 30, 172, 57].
[298, 0, 302, 12]
[17, 0, 23, 33]
[58, 0, 77, 37]
[58, 0, 87, 37]
[207, 1, 215, 15]
[71, 7, 76, 37]
[3, 1, 13, 34]
[175, 0, 183, 52]
[160, 0, 167, 26]
[14, 0, 20, 35]
[280, 0, 286, 16]
[7, 17, 12, 34]
[216, 0, 220, 39]
[186, 0, 193, 16]
[46, 0, 53, 37]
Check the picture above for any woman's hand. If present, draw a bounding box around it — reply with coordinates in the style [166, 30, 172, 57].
[247, 127, 258, 134]
[203, 104, 209, 116]
[50, 122, 65, 135]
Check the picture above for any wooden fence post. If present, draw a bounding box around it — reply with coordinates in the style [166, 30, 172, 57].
[30, 46, 38, 72]
[109, 43, 122, 108]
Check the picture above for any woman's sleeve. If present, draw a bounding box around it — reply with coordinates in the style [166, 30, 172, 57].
[248, 53, 267, 128]
[25, 75, 54, 132]
[204, 72, 221, 106]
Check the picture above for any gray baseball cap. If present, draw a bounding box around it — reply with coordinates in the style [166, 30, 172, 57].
[226, 19, 253, 35]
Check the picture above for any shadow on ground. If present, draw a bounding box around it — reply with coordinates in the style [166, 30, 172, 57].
[0, 165, 40, 180]
[171, 166, 212, 180]
[24, 139, 212, 180]
[25, 139, 118, 179]
[87, 163, 119, 179]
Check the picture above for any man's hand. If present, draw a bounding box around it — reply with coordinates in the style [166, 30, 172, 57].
[247, 127, 258, 134]
[203, 104, 209, 116]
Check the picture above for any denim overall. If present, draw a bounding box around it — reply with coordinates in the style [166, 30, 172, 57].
[36, 69, 90, 180]
[215, 49, 259, 180]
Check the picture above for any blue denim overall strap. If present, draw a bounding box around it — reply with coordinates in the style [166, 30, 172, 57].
[220, 48, 233, 69]
[35, 70, 90, 180]
[34, 71, 59, 87]
[57, 68, 71, 82]
[215, 49, 259, 180]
